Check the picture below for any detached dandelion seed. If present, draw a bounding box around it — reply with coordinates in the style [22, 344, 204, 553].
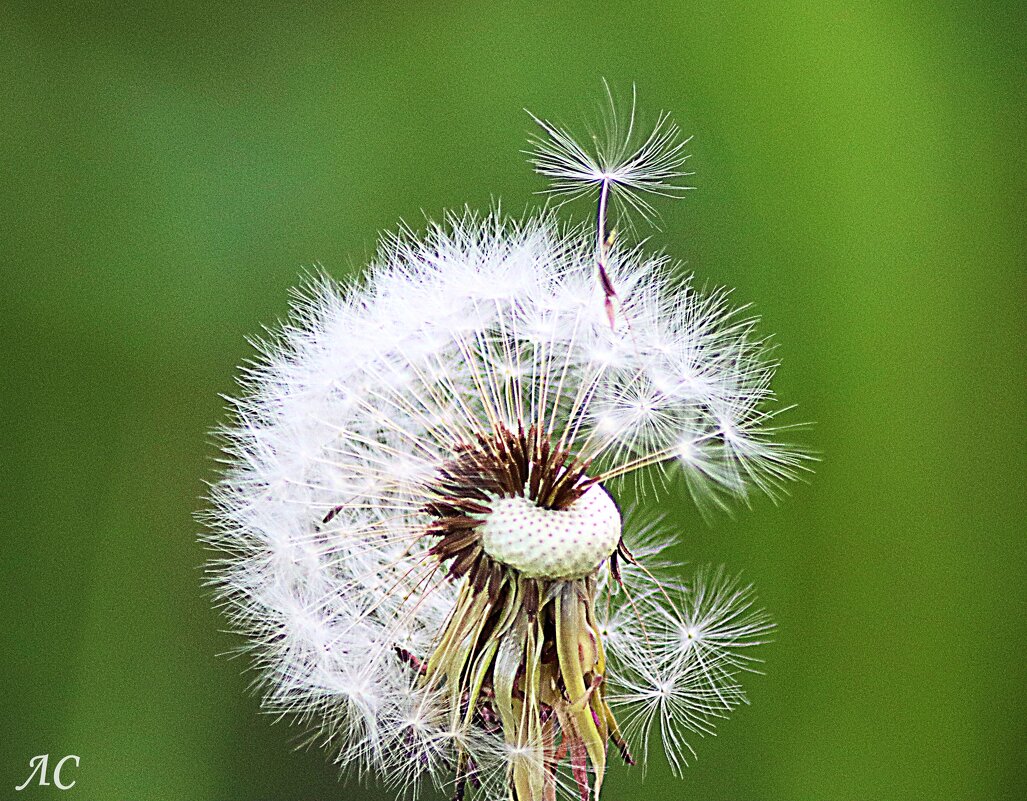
[203, 89, 807, 801]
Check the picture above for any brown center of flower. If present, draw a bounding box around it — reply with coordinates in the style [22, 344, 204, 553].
[424, 424, 601, 589]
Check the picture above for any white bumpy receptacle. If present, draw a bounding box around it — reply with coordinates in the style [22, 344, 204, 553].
[478, 484, 621, 579]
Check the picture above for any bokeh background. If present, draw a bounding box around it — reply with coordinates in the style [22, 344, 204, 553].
[2, 2, 1024, 799]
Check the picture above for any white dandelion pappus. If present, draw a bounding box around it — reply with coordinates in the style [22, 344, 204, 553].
[204, 93, 805, 801]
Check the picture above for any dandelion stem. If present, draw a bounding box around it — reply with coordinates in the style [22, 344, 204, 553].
[596, 179, 618, 330]
[596, 178, 610, 261]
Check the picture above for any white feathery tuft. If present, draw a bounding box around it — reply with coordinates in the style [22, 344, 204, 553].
[527, 83, 693, 225]
[604, 568, 772, 776]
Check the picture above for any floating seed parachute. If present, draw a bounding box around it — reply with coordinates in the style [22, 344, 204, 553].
[204, 92, 805, 801]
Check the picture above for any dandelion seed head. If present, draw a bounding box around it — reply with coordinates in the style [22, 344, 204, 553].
[203, 90, 807, 801]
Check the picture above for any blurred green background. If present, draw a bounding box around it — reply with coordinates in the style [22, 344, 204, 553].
[2, 2, 1024, 799]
